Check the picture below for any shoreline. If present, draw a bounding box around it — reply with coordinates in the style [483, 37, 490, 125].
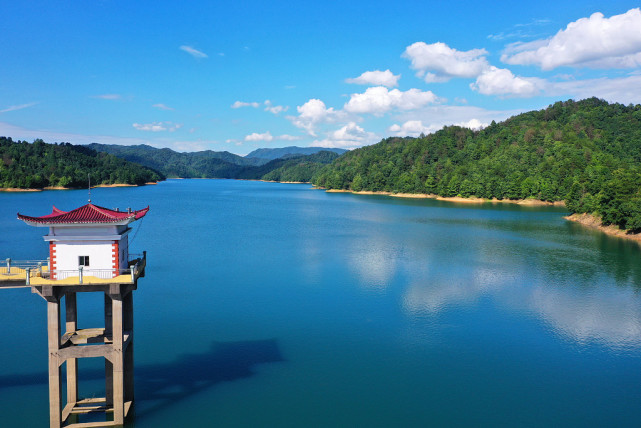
[322, 187, 641, 242]
[0, 182, 158, 192]
[260, 180, 308, 184]
[0, 188, 43, 192]
[94, 183, 136, 188]
[5, 179, 639, 243]
[323, 189, 565, 207]
[167, 177, 311, 185]
[564, 213, 641, 243]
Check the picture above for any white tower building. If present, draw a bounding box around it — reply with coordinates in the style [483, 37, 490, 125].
[18, 203, 149, 280]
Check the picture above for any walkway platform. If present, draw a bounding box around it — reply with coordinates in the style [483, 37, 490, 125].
[0, 254, 145, 288]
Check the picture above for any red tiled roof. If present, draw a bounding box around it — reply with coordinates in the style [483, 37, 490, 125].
[18, 203, 149, 225]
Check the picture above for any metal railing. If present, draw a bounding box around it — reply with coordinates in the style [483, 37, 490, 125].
[54, 267, 130, 281]
[1, 258, 49, 275]
[1, 252, 146, 285]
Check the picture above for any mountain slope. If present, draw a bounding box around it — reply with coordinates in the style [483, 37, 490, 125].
[0, 137, 164, 189]
[245, 146, 347, 162]
[87, 143, 344, 181]
[86, 143, 263, 178]
[260, 151, 341, 182]
[313, 98, 641, 231]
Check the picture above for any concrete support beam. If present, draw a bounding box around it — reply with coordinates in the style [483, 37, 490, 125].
[65, 293, 78, 406]
[111, 290, 124, 425]
[28, 280, 138, 427]
[123, 291, 135, 410]
[47, 296, 61, 428]
[105, 293, 113, 409]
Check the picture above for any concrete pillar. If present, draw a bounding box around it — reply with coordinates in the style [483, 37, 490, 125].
[111, 289, 124, 425]
[34, 281, 139, 427]
[104, 293, 113, 338]
[65, 293, 78, 405]
[123, 291, 135, 409]
[105, 293, 113, 408]
[47, 297, 61, 428]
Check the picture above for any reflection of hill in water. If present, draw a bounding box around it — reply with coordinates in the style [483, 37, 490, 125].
[398, 211, 641, 349]
[400, 246, 641, 349]
[418, 213, 641, 288]
[334, 196, 641, 348]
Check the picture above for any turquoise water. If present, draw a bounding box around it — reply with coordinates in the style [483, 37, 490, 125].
[1, 179, 641, 427]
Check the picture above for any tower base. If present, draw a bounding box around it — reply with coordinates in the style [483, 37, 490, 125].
[35, 283, 136, 428]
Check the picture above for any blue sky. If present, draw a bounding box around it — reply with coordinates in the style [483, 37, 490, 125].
[1, 1, 640, 155]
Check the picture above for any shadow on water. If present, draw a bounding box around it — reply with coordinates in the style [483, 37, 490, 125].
[132, 339, 285, 421]
[0, 339, 285, 425]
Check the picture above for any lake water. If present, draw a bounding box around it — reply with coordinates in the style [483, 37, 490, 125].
[1, 179, 640, 427]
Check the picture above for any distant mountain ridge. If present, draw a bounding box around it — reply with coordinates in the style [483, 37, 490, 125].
[245, 146, 347, 161]
[85, 143, 343, 182]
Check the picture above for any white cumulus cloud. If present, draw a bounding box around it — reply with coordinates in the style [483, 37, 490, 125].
[180, 45, 208, 59]
[244, 131, 274, 142]
[344, 86, 439, 115]
[390, 117, 488, 137]
[389, 120, 440, 137]
[548, 74, 641, 105]
[231, 101, 260, 109]
[287, 98, 342, 136]
[264, 100, 289, 114]
[470, 66, 544, 97]
[132, 121, 182, 132]
[243, 131, 300, 142]
[345, 69, 401, 87]
[314, 122, 379, 149]
[456, 118, 487, 130]
[403, 41, 489, 82]
[502, 8, 641, 70]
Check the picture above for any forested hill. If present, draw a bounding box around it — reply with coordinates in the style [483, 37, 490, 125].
[86, 143, 262, 178]
[0, 137, 164, 189]
[245, 146, 347, 162]
[87, 143, 342, 181]
[313, 98, 641, 232]
[259, 150, 341, 182]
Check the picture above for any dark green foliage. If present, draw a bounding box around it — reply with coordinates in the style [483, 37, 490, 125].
[313, 98, 641, 232]
[0, 137, 164, 189]
[86, 143, 262, 178]
[88, 143, 342, 182]
[245, 146, 347, 162]
[261, 151, 341, 182]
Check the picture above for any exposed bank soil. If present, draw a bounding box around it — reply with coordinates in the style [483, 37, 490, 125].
[260, 180, 308, 184]
[1, 182, 158, 192]
[565, 213, 641, 243]
[0, 188, 43, 192]
[322, 188, 641, 243]
[323, 189, 565, 207]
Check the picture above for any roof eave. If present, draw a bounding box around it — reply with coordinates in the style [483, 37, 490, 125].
[19, 218, 136, 227]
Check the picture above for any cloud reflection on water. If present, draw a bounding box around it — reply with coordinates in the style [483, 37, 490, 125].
[529, 284, 641, 349]
[399, 257, 641, 350]
[349, 239, 399, 290]
[402, 267, 507, 314]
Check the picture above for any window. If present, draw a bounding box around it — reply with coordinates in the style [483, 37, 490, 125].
[79, 256, 90, 267]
